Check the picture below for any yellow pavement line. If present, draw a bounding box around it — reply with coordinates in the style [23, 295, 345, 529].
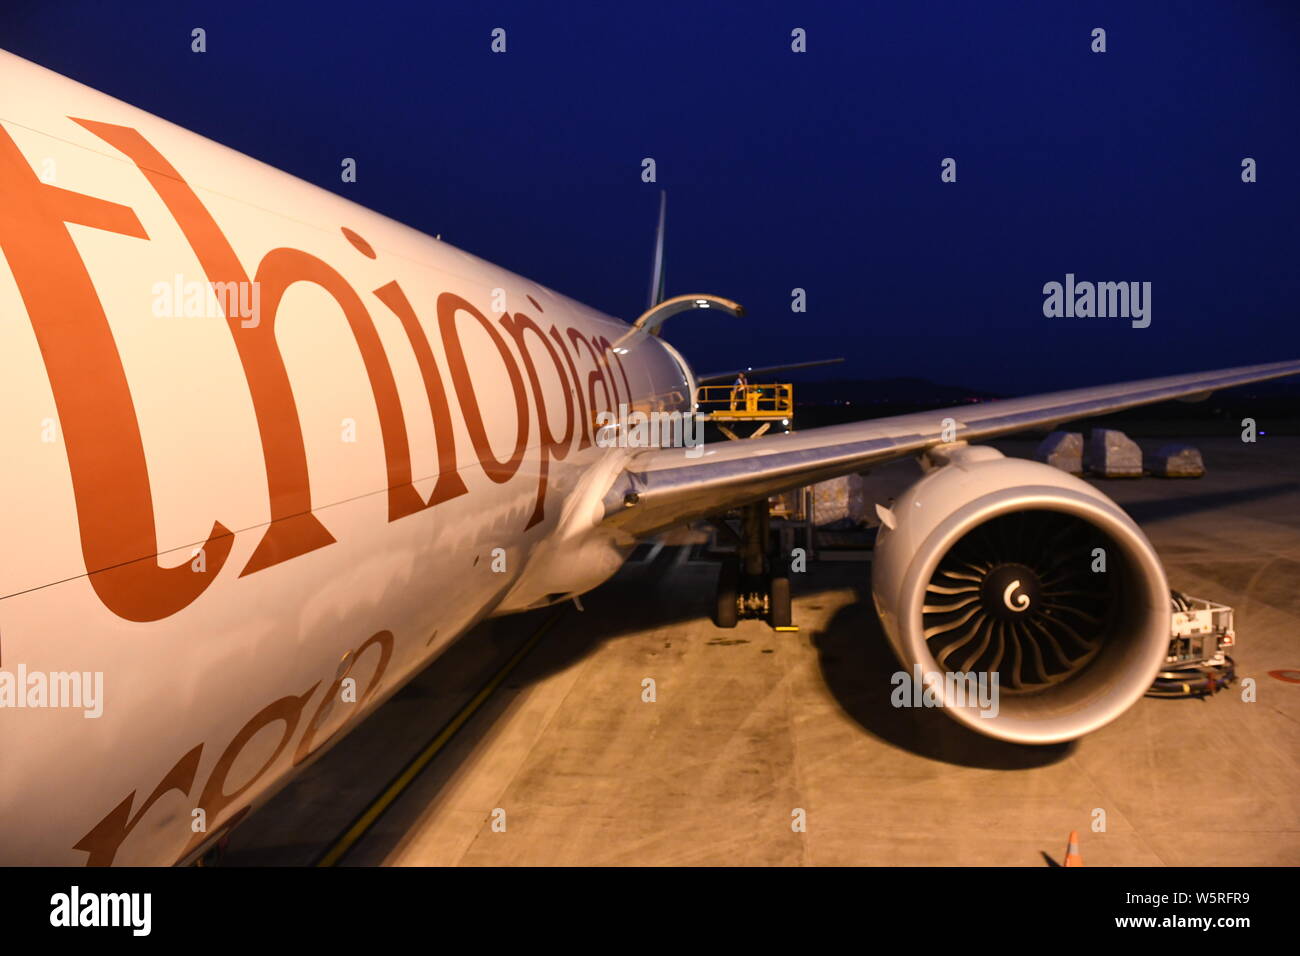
[315, 608, 566, 867]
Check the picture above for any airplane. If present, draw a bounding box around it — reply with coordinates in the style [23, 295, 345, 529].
[0, 49, 1296, 866]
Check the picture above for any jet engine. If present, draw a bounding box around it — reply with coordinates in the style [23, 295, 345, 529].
[871, 444, 1169, 745]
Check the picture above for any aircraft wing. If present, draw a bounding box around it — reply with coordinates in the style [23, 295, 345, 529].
[602, 359, 1300, 536]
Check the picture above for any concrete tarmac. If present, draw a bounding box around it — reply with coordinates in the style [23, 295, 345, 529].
[221, 436, 1300, 866]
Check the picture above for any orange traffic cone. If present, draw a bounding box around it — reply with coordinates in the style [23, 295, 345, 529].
[1063, 830, 1083, 867]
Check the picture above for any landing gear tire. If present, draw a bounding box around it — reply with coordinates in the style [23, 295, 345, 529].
[715, 560, 739, 628]
[769, 575, 792, 629]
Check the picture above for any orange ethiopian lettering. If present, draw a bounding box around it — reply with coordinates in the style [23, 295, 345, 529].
[371, 282, 470, 507]
[249, 247, 427, 550]
[0, 122, 233, 621]
[500, 311, 575, 528]
[71, 119, 433, 575]
[341, 226, 376, 258]
[180, 685, 318, 859]
[73, 744, 203, 866]
[550, 326, 592, 450]
[293, 630, 394, 765]
[72, 118, 337, 574]
[567, 328, 613, 433]
[436, 292, 529, 484]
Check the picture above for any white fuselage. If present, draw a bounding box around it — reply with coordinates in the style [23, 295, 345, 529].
[0, 51, 691, 865]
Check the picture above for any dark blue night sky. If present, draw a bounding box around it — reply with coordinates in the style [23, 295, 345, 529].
[3, 0, 1298, 394]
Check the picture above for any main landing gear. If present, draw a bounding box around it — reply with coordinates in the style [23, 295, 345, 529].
[713, 501, 794, 630]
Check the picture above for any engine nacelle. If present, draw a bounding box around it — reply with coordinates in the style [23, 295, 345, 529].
[871, 444, 1169, 745]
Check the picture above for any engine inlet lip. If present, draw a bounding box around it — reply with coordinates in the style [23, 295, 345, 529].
[896, 485, 1169, 746]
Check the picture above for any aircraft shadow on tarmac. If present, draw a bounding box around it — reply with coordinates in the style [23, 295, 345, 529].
[492, 549, 1073, 772]
[806, 584, 1071, 770]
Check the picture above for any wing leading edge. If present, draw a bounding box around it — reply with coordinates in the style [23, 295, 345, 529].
[603, 359, 1300, 537]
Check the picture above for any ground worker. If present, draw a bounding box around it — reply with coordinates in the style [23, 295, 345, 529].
[730, 371, 749, 411]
